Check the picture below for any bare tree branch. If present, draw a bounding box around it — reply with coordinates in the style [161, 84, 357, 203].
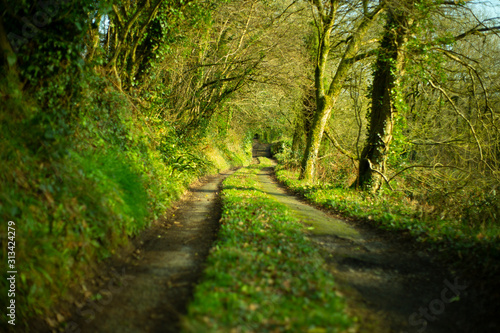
[428, 79, 484, 161]
[324, 130, 358, 160]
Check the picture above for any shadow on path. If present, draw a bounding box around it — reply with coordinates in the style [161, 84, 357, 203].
[256, 161, 492, 333]
[64, 172, 233, 333]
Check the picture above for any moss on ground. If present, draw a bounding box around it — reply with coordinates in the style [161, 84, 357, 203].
[184, 160, 352, 333]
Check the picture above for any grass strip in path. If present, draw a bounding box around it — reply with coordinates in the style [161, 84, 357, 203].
[183, 161, 353, 333]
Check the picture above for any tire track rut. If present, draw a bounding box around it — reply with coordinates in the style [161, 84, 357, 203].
[253, 154, 489, 332]
[64, 171, 233, 333]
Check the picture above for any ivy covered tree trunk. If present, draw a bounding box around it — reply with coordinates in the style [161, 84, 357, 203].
[357, 5, 411, 192]
[301, 96, 334, 181]
[300, 1, 383, 182]
[291, 87, 314, 160]
[298, 0, 336, 182]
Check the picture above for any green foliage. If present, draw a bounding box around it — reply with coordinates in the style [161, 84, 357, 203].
[159, 134, 214, 176]
[184, 163, 352, 332]
[0, 59, 251, 331]
[387, 102, 410, 167]
[270, 139, 291, 157]
[1, 69, 149, 327]
[4, 0, 94, 83]
[103, 0, 221, 89]
[461, 190, 500, 228]
[71, 149, 150, 235]
[271, 138, 303, 170]
[275, 167, 500, 277]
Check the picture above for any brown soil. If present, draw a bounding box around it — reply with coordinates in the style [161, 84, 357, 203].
[53, 142, 498, 333]
[59, 171, 234, 333]
[253, 145, 498, 333]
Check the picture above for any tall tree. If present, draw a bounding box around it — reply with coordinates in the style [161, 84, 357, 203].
[300, 0, 383, 181]
[356, 0, 500, 192]
[356, 1, 413, 191]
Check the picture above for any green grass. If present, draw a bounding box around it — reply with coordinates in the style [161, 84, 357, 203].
[184, 162, 352, 333]
[71, 149, 150, 236]
[274, 167, 500, 276]
[0, 71, 252, 331]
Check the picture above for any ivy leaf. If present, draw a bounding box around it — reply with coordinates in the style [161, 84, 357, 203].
[7, 53, 17, 67]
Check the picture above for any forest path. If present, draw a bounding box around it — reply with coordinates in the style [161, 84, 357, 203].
[252, 146, 483, 333]
[64, 171, 233, 333]
[62, 143, 491, 333]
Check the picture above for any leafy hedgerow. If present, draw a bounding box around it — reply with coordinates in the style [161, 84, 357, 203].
[184, 161, 352, 333]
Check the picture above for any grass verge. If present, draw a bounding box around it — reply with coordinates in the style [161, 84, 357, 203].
[0, 71, 251, 331]
[274, 167, 500, 276]
[183, 160, 352, 333]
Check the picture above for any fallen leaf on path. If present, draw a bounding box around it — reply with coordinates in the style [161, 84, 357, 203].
[249, 303, 259, 311]
[56, 312, 65, 323]
[45, 317, 58, 328]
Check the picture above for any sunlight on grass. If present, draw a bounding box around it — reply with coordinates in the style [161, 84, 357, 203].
[274, 167, 500, 276]
[184, 163, 353, 332]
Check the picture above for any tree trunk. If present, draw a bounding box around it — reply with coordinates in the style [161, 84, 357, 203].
[291, 117, 302, 158]
[357, 6, 410, 192]
[85, 15, 102, 62]
[0, 16, 16, 74]
[300, 3, 383, 181]
[291, 87, 314, 158]
[300, 95, 333, 181]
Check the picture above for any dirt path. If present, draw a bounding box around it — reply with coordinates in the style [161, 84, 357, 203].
[252, 139, 272, 159]
[60, 142, 495, 333]
[252, 145, 494, 333]
[63, 171, 233, 333]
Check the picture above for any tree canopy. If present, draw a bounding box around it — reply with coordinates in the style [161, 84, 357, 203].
[1, 0, 500, 329]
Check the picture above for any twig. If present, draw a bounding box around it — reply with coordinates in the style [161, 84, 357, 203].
[366, 159, 393, 191]
[387, 163, 469, 183]
[324, 130, 358, 160]
[428, 79, 484, 161]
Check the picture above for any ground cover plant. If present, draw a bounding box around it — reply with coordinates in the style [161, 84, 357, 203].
[0, 70, 251, 330]
[184, 159, 352, 333]
[274, 165, 500, 278]
[2, 0, 499, 330]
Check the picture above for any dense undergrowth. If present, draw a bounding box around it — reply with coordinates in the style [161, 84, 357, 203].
[0, 70, 251, 330]
[272, 144, 500, 277]
[184, 159, 352, 333]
